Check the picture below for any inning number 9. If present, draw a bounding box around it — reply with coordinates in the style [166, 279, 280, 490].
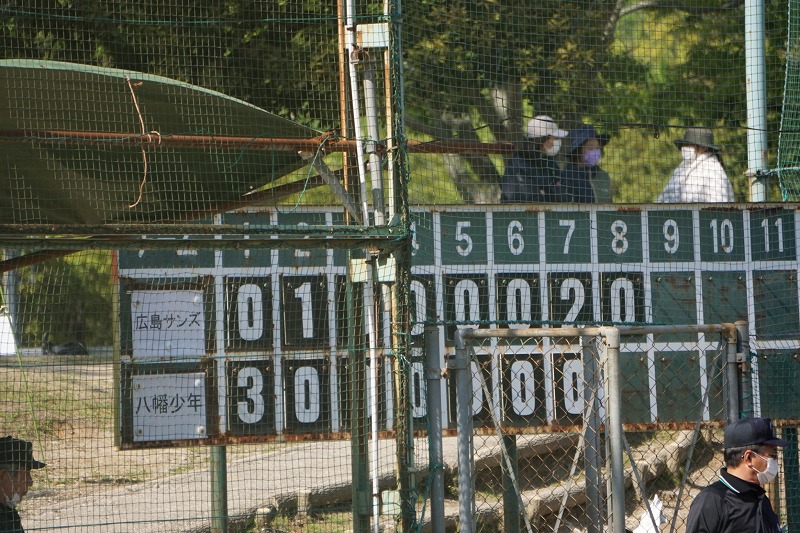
[662, 219, 679, 254]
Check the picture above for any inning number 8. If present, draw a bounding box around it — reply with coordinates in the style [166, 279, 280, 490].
[611, 220, 629, 255]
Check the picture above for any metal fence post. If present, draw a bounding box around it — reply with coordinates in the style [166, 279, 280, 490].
[210, 445, 228, 533]
[424, 325, 445, 532]
[784, 427, 800, 531]
[583, 337, 603, 533]
[501, 434, 520, 533]
[724, 326, 740, 424]
[601, 327, 625, 533]
[734, 320, 753, 416]
[450, 328, 475, 533]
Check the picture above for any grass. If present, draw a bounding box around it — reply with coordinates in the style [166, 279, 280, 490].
[0, 357, 114, 438]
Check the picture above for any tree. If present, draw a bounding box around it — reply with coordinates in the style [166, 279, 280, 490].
[400, 0, 788, 203]
[16, 252, 113, 348]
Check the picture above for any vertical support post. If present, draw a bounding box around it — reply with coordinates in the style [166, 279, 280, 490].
[2, 249, 18, 333]
[449, 329, 475, 533]
[724, 329, 741, 424]
[501, 435, 520, 533]
[210, 446, 228, 533]
[583, 338, 603, 533]
[394, 271, 416, 533]
[349, 267, 370, 533]
[735, 321, 753, 416]
[362, 55, 387, 224]
[602, 327, 625, 533]
[424, 325, 445, 533]
[745, 0, 768, 201]
[783, 427, 800, 531]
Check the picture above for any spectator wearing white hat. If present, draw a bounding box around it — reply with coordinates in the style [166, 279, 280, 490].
[657, 127, 734, 203]
[501, 115, 568, 203]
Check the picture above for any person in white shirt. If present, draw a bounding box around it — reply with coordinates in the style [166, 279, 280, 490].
[657, 127, 735, 203]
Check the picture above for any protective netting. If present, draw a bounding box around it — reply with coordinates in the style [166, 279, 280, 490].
[2, 243, 403, 533]
[401, 0, 787, 205]
[456, 331, 730, 532]
[451, 328, 797, 532]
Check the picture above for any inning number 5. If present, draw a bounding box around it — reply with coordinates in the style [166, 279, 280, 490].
[455, 221, 473, 257]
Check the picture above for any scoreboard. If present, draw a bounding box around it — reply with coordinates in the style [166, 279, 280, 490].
[116, 205, 800, 447]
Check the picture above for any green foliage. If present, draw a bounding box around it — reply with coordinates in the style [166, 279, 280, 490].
[15, 252, 113, 347]
[0, 0, 790, 203]
[400, 0, 789, 203]
[0, 1, 342, 130]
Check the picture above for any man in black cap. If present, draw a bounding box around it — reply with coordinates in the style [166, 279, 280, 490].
[685, 417, 788, 532]
[0, 436, 46, 533]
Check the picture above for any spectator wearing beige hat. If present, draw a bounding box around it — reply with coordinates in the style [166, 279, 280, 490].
[657, 127, 734, 203]
[501, 115, 568, 203]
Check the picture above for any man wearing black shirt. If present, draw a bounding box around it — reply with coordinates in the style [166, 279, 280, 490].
[0, 436, 46, 533]
[686, 417, 788, 533]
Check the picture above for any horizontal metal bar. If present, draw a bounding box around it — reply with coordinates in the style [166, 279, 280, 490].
[0, 128, 517, 155]
[458, 323, 736, 340]
[0, 223, 401, 236]
[461, 327, 606, 339]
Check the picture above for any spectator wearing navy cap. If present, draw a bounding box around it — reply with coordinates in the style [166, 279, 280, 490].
[685, 417, 789, 533]
[562, 124, 612, 203]
[0, 436, 46, 533]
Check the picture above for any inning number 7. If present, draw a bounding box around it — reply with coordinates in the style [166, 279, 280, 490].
[559, 219, 575, 254]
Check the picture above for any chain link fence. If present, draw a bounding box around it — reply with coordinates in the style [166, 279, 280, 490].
[432, 324, 744, 533]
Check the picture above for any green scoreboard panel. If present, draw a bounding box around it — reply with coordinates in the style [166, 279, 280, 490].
[117, 205, 800, 446]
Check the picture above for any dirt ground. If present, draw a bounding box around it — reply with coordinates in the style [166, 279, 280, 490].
[3, 358, 735, 532]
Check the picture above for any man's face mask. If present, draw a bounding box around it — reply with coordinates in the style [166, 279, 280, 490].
[4, 492, 21, 509]
[749, 451, 779, 485]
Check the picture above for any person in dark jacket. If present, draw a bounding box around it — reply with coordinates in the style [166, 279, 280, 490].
[501, 115, 568, 203]
[685, 417, 788, 533]
[562, 124, 612, 203]
[0, 436, 46, 533]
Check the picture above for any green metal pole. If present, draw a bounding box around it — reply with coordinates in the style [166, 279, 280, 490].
[745, 0, 768, 201]
[210, 445, 228, 533]
[501, 434, 520, 533]
[349, 254, 371, 533]
[784, 427, 799, 531]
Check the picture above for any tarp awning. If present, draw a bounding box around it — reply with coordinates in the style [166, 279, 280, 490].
[0, 60, 320, 225]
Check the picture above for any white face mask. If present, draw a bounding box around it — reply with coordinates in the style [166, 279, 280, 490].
[544, 139, 561, 157]
[681, 146, 697, 163]
[750, 452, 779, 485]
[4, 492, 21, 509]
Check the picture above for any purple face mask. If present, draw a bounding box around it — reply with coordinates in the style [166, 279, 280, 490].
[583, 148, 602, 167]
